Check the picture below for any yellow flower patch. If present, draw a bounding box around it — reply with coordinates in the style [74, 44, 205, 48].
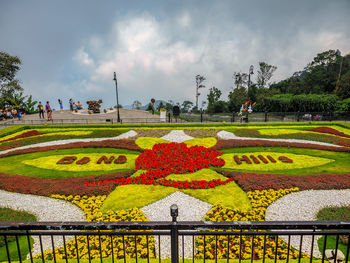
[184, 137, 217, 148]
[258, 129, 310, 135]
[135, 137, 169, 149]
[36, 194, 156, 260]
[221, 152, 333, 171]
[22, 153, 138, 171]
[196, 188, 308, 260]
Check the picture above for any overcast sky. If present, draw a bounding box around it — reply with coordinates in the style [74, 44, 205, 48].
[1, 0, 349, 109]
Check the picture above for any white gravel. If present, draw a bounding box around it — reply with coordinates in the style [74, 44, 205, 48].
[161, 130, 194, 143]
[0, 130, 137, 155]
[217, 130, 342, 147]
[141, 191, 212, 259]
[265, 190, 350, 258]
[0, 190, 86, 258]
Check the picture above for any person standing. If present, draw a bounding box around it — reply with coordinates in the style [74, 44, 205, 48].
[69, 98, 73, 112]
[58, 99, 63, 113]
[37, 102, 45, 119]
[46, 101, 53, 121]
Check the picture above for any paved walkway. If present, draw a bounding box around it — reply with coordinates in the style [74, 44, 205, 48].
[265, 190, 350, 258]
[0, 190, 85, 257]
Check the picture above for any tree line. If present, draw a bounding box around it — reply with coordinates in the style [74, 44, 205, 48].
[135, 49, 349, 114]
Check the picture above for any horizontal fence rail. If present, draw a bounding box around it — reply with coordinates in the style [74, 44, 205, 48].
[1, 220, 350, 263]
[1, 111, 349, 126]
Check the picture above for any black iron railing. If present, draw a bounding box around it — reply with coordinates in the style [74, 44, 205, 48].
[1, 205, 350, 263]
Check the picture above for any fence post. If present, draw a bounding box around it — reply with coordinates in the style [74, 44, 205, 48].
[170, 204, 179, 263]
[168, 112, 171, 123]
[264, 112, 268, 122]
[297, 111, 300, 122]
[200, 111, 203, 123]
[231, 112, 235, 123]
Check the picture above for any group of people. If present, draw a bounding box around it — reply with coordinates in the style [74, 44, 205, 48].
[37, 101, 52, 121]
[69, 99, 83, 112]
[0, 108, 23, 121]
[37, 99, 84, 121]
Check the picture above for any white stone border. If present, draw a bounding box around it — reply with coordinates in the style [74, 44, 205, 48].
[265, 189, 350, 258]
[0, 190, 86, 258]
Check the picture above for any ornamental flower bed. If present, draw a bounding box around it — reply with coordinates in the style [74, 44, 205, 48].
[212, 139, 350, 152]
[0, 170, 136, 196]
[196, 188, 309, 260]
[35, 194, 155, 260]
[85, 142, 231, 189]
[0, 130, 45, 143]
[306, 127, 350, 139]
[218, 170, 350, 191]
[0, 139, 142, 158]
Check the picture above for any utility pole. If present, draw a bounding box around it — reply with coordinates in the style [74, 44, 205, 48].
[113, 72, 121, 123]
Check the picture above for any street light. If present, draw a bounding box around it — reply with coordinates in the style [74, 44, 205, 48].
[247, 65, 254, 100]
[113, 72, 121, 123]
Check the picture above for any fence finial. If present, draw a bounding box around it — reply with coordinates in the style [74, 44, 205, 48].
[170, 204, 178, 222]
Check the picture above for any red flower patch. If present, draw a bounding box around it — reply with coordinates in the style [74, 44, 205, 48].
[306, 127, 350, 139]
[218, 170, 350, 191]
[85, 142, 228, 189]
[0, 130, 45, 143]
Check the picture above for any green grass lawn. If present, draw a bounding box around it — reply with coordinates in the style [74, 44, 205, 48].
[0, 208, 36, 262]
[316, 206, 350, 258]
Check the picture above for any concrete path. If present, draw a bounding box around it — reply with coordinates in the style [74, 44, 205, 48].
[0, 190, 86, 257]
[265, 190, 350, 258]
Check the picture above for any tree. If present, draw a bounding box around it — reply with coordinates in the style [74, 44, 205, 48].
[195, 75, 205, 109]
[336, 69, 350, 99]
[0, 51, 23, 100]
[228, 87, 247, 112]
[132, 100, 142, 110]
[257, 62, 277, 89]
[157, 101, 164, 111]
[181, 100, 193, 113]
[207, 87, 225, 113]
[233, 72, 248, 90]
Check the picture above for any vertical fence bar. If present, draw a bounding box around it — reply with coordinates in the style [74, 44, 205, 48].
[334, 235, 340, 263]
[99, 231, 103, 263]
[4, 235, 11, 263]
[110, 236, 115, 263]
[39, 234, 45, 263]
[322, 235, 328, 263]
[63, 235, 68, 263]
[75, 235, 80, 263]
[159, 235, 161, 263]
[204, 235, 206, 263]
[122, 235, 126, 263]
[215, 235, 218, 263]
[227, 235, 230, 263]
[87, 235, 91, 263]
[147, 235, 150, 263]
[251, 235, 255, 263]
[182, 235, 184, 263]
[298, 235, 303, 263]
[286, 235, 291, 263]
[26, 231, 33, 263]
[274, 236, 278, 263]
[262, 234, 267, 263]
[192, 235, 195, 263]
[239, 230, 242, 263]
[134, 235, 138, 263]
[51, 235, 57, 263]
[310, 230, 315, 263]
[15, 235, 22, 263]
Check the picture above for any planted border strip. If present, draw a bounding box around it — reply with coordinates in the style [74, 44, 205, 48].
[0, 170, 136, 196]
[0, 139, 142, 159]
[218, 170, 350, 191]
[212, 139, 350, 152]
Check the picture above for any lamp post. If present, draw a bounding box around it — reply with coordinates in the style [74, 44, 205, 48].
[246, 65, 254, 122]
[113, 72, 121, 123]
